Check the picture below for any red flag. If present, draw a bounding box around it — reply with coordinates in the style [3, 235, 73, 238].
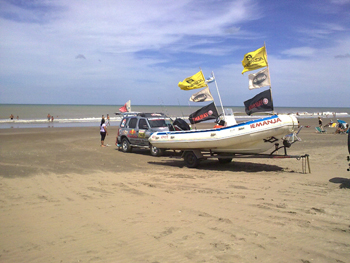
[119, 104, 127, 112]
[119, 100, 131, 112]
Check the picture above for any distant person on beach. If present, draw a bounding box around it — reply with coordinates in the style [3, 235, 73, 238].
[16, 116, 19, 120]
[51, 116, 54, 122]
[9, 114, 14, 120]
[318, 117, 323, 129]
[107, 114, 110, 126]
[47, 114, 51, 121]
[100, 118, 108, 147]
[335, 123, 348, 134]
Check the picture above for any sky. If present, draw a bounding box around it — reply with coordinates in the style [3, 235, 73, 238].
[0, 0, 349, 107]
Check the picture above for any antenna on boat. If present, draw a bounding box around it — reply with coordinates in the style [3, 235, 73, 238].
[177, 98, 185, 119]
[187, 100, 197, 130]
[158, 97, 170, 118]
[264, 42, 275, 115]
[211, 71, 226, 120]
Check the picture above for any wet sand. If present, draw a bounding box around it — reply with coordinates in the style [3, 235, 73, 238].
[0, 118, 349, 263]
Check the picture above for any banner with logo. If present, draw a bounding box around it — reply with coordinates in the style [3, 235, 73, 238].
[119, 100, 131, 112]
[178, 71, 208, 90]
[188, 102, 219, 124]
[244, 89, 273, 115]
[241, 46, 268, 74]
[189, 87, 214, 102]
[248, 68, 271, 90]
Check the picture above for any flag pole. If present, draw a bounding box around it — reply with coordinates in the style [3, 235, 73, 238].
[211, 71, 226, 120]
[264, 42, 274, 114]
[188, 101, 197, 130]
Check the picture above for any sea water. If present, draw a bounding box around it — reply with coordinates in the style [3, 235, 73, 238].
[0, 104, 349, 129]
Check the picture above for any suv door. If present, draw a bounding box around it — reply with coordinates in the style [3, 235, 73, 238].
[127, 117, 138, 145]
[138, 118, 150, 146]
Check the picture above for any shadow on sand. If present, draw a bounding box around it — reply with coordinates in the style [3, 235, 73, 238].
[120, 148, 292, 173]
[149, 159, 287, 173]
[329, 177, 350, 189]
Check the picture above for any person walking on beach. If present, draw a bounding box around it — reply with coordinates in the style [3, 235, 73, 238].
[100, 118, 108, 147]
[318, 117, 323, 129]
[106, 114, 110, 126]
[47, 113, 51, 121]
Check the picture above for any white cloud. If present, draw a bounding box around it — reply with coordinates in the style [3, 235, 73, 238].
[280, 47, 316, 57]
[0, 0, 349, 107]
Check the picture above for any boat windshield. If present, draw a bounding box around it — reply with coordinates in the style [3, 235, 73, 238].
[148, 119, 168, 128]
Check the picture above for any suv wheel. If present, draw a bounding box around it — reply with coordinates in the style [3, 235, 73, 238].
[150, 145, 164, 157]
[122, 138, 132, 153]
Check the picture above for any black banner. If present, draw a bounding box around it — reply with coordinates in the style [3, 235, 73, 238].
[188, 102, 219, 124]
[244, 89, 273, 115]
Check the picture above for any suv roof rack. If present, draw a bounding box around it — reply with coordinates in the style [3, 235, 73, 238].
[115, 112, 140, 117]
[137, 113, 167, 117]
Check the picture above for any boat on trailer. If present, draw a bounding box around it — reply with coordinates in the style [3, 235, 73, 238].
[149, 114, 298, 153]
[148, 114, 305, 168]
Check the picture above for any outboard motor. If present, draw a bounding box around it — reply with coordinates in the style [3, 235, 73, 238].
[173, 118, 191, 131]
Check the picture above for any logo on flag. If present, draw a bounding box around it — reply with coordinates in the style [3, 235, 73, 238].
[178, 71, 208, 90]
[244, 89, 273, 115]
[241, 46, 268, 74]
[188, 102, 219, 124]
[189, 87, 214, 102]
[248, 68, 271, 90]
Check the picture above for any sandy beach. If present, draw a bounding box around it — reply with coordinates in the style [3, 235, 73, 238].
[0, 117, 349, 263]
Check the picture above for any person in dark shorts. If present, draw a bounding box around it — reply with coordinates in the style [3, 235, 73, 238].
[318, 117, 323, 130]
[100, 119, 108, 147]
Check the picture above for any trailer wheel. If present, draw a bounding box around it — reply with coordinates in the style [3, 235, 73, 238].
[184, 151, 200, 168]
[218, 158, 232, 164]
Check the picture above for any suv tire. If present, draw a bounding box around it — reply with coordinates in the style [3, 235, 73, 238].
[150, 145, 164, 157]
[122, 138, 132, 153]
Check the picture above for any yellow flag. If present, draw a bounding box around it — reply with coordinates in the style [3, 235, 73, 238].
[241, 46, 268, 74]
[178, 71, 208, 90]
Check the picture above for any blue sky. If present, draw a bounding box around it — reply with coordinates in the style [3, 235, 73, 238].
[0, 0, 349, 107]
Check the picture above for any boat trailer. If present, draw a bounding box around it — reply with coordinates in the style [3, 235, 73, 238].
[171, 128, 310, 173]
[179, 150, 310, 174]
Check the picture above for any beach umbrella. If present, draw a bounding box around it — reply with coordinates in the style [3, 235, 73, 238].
[337, 119, 347, 130]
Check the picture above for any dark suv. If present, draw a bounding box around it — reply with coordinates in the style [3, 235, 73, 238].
[117, 113, 172, 156]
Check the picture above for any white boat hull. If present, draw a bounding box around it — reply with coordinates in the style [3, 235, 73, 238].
[149, 115, 298, 154]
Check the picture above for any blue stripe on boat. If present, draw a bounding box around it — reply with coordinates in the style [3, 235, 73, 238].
[156, 115, 280, 135]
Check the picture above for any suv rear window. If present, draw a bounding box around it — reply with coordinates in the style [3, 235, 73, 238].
[148, 119, 167, 128]
[138, 119, 149, 129]
[128, 118, 137, 128]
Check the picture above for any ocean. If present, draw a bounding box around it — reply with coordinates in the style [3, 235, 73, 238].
[0, 104, 349, 129]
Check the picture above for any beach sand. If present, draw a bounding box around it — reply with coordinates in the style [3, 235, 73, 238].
[0, 118, 349, 263]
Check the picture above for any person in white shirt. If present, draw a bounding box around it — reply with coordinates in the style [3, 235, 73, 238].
[100, 119, 108, 147]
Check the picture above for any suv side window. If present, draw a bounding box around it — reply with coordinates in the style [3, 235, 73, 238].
[120, 118, 127, 128]
[128, 118, 137, 128]
[139, 119, 149, 129]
